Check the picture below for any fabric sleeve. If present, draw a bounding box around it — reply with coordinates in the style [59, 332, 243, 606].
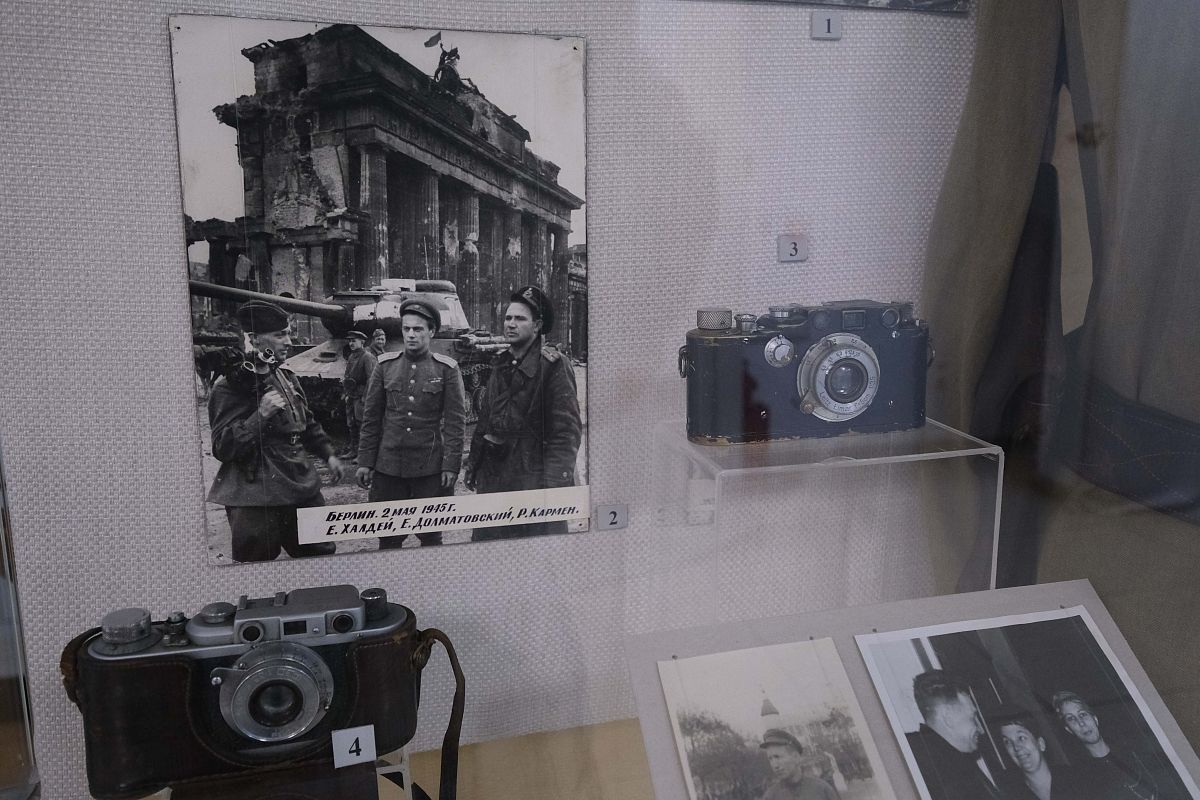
[207, 381, 266, 464]
[357, 363, 386, 469]
[440, 367, 467, 474]
[540, 359, 582, 488]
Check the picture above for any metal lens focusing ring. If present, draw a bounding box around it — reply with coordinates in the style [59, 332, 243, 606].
[797, 333, 880, 422]
[212, 641, 334, 743]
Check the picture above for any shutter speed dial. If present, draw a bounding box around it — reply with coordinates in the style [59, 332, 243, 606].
[764, 335, 795, 368]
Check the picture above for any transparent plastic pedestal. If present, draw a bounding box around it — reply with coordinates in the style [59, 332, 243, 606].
[651, 419, 1002, 617]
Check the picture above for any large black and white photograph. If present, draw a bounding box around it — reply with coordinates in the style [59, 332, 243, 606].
[857, 608, 1199, 800]
[171, 15, 588, 564]
[658, 638, 895, 800]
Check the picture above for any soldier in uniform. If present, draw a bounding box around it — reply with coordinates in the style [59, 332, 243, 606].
[466, 285, 583, 541]
[207, 300, 343, 562]
[369, 327, 387, 358]
[357, 299, 466, 548]
[338, 330, 377, 461]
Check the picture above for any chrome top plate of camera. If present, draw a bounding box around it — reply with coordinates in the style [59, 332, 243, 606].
[86, 585, 407, 661]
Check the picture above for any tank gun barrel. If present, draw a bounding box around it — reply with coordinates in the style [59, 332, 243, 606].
[189, 280, 352, 328]
[458, 333, 510, 348]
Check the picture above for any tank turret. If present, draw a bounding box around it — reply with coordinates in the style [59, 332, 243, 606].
[188, 279, 471, 339]
[189, 279, 504, 428]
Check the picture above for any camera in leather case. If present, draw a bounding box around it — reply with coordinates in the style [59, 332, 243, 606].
[62, 585, 464, 800]
[680, 300, 929, 443]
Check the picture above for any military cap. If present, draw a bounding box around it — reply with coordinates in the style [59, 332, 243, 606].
[399, 298, 441, 332]
[345, 330, 368, 342]
[510, 285, 554, 336]
[372, 328, 386, 337]
[759, 729, 803, 753]
[236, 300, 290, 334]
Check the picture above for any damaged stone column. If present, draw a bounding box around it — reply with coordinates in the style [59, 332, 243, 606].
[440, 182, 460, 288]
[483, 205, 504, 331]
[458, 190, 480, 326]
[416, 169, 440, 280]
[531, 218, 549, 290]
[502, 207, 524, 304]
[358, 145, 389, 288]
[550, 225, 570, 350]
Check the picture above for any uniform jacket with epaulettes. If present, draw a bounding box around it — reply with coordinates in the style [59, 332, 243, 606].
[468, 340, 582, 491]
[357, 350, 466, 478]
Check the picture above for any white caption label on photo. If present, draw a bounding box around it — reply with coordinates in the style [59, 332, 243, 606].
[297, 485, 591, 544]
[331, 724, 376, 768]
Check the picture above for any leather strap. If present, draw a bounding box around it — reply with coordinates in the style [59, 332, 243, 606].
[60, 626, 100, 708]
[415, 628, 464, 800]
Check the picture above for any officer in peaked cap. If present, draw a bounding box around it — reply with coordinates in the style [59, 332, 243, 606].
[760, 729, 804, 754]
[466, 285, 582, 542]
[759, 728, 837, 800]
[206, 299, 342, 562]
[398, 297, 442, 333]
[357, 296, 465, 549]
[339, 330, 377, 460]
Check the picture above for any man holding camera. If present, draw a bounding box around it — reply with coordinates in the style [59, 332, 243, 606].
[466, 285, 582, 541]
[356, 298, 466, 548]
[207, 300, 343, 562]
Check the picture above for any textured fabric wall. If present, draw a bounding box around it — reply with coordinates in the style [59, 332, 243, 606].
[0, 2, 974, 796]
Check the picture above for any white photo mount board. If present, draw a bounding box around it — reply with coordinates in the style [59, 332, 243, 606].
[626, 579, 1200, 800]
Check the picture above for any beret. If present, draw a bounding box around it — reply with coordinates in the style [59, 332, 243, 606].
[510, 285, 554, 336]
[236, 300, 289, 334]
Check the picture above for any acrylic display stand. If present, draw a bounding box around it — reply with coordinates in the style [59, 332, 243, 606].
[650, 420, 1003, 619]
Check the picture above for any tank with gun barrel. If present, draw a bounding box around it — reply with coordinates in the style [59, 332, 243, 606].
[189, 278, 507, 427]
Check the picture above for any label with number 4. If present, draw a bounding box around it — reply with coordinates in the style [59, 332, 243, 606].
[332, 724, 377, 768]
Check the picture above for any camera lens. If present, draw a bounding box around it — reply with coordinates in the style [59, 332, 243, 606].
[215, 641, 335, 743]
[249, 681, 303, 728]
[825, 359, 868, 404]
[796, 333, 881, 423]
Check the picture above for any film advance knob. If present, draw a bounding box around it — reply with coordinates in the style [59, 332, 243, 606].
[696, 308, 733, 331]
[101, 608, 153, 645]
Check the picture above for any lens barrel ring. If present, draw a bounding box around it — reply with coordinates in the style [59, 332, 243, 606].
[215, 641, 334, 743]
[797, 333, 881, 422]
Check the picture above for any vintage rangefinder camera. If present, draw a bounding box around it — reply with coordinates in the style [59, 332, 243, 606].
[62, 585, 463, 799]
[680, 300, 929, 443]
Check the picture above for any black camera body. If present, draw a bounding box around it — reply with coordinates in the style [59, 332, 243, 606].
[63, 585, 429, 799]
[680, 300, 929, 443]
